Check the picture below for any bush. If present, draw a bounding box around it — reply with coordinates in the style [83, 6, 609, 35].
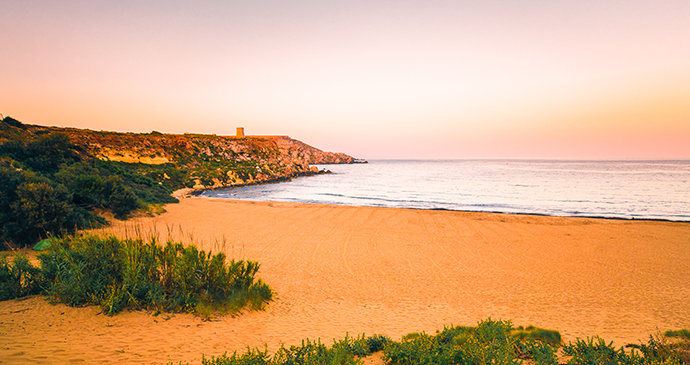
[367, 334, 393, 352]
[332, 333, 375, 357]
[22, 133, 81, 173]
[2, 116, 25, 129]
[515, 340, 559, 365]
[38, 234, 273, 315]
[201, 347, 271, 365]
[513, 325, 562, 346]
[0, 166, 106, 246]
[382, 319, 563, 365]
[1, 132, 181, 248]
[103, 176, 141, 219]
[0, 253, 43, 300]
[627, 332, 690, 365]
[665, 330, 690, 341]
[9, 181, 72, 244]
[196, 333, 392, 365]
[384, 331, 453, 365]
[562, 337, 643, 365]
[454, 319, 521, 365]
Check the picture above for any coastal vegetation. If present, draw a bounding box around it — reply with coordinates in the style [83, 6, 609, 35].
[0, 234, 273, 316]
[0, 118, 176, 246]
[183, 319, 689, 365]
[1, 115, 358, 248]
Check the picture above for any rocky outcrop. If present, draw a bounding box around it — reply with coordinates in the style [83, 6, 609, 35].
[270, 137, 358, 164]
[2, 120, 364, 191]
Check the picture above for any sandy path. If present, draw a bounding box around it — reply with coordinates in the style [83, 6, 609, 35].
[1, 198, 689, 364]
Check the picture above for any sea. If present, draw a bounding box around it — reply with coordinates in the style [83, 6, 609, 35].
[201, 160, 690, 222]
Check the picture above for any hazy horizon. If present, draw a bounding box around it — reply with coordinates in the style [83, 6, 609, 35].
[2, 0, 689, 159]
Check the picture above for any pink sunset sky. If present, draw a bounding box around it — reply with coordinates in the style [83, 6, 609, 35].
[1, 0, 689, 159]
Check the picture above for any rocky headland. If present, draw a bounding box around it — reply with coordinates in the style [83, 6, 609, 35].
[1, 117, 365, 196]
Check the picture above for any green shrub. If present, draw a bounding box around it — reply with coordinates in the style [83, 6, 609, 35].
[0, 165, 106, 246]
[103, 176, 141, 219]
[562, 337, 643, 365]
[38, 234, 273, 316]
[627, 332, 690, 365]
[0, 253, 43, 300]
[665, 330, 690, 341]
[201, 347, 270, 365]
[10, 181, 72, 243]
[384, 331, 453, 365]
[454, 319, 521, 365]
[332, 333, 373, 357]
[512, 325, 562, 346]
[366, 334, 392, 352]
[2, 116, 25, 129]
[512, 323, 562, 363]
[21, 132, 81, 173]
[275, 338, 362, 365]
[177, 321, 690, 365]
[515, 340, 558, 365]
[383, 319, 561, 365]
[1, 132, 180, 247]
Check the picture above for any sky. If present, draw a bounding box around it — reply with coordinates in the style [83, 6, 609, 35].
[1, 0, 689, 159]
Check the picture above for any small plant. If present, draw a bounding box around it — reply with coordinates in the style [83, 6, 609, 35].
[562, 337, 642, 365]
[332, 333, 373, 357]
[512, 325, 562, 346]
[626, 331, 690, 364]
[201, 347, 270, 365]
[0, 252, 43, 300]
[384, 330, 453, 365]
[273, 338, 362, 365]
[515, 340, 559, 365]
[454, 319, 521, 365]
[366, 334, 393, 352]
[665, 330, 690, 341]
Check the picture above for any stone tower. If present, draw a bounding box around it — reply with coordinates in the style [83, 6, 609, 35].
[236, 127, 245, 138]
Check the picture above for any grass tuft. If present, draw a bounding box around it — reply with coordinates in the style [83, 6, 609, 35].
[0, 234, 273, 317]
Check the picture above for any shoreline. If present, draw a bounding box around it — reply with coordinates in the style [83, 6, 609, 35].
[2, 198, 689, 364]
[171, 169, 332, 199]
[192, 193, 690, 224]
[200, 159, 690, 224]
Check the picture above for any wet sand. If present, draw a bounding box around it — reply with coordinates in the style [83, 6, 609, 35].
[1, 198, 689, 364]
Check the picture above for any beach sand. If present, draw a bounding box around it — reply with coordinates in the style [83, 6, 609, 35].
[1, 198, 689, 364]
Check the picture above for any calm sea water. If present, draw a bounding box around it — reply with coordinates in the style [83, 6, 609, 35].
[202, 160, 690, 221]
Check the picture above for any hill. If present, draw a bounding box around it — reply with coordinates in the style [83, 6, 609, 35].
[1, 117, 362, 189]
[0, 115, 363, 246]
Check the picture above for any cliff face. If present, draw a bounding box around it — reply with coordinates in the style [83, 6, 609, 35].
[271, 137, 358, 164]
[1, 120, 364, 191]
[68, 132, 357, 166]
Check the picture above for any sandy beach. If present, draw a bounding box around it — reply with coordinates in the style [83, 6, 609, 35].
[1, 198, 689, 364]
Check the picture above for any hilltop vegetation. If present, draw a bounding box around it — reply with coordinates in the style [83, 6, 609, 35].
[0, 116, 359, 247]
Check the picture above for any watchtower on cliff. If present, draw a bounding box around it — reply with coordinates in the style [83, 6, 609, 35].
[236, 127, 245, 138]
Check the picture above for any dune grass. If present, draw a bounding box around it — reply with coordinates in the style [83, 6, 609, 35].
[188, 319, 690, 365]
[513, 325, 563, 347]
[665, 330, 690, 341]
[1, 234, 273, 317]
[195, 334, 392, 365]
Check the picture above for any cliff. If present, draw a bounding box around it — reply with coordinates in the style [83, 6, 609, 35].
[0, 117, 364, 193]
